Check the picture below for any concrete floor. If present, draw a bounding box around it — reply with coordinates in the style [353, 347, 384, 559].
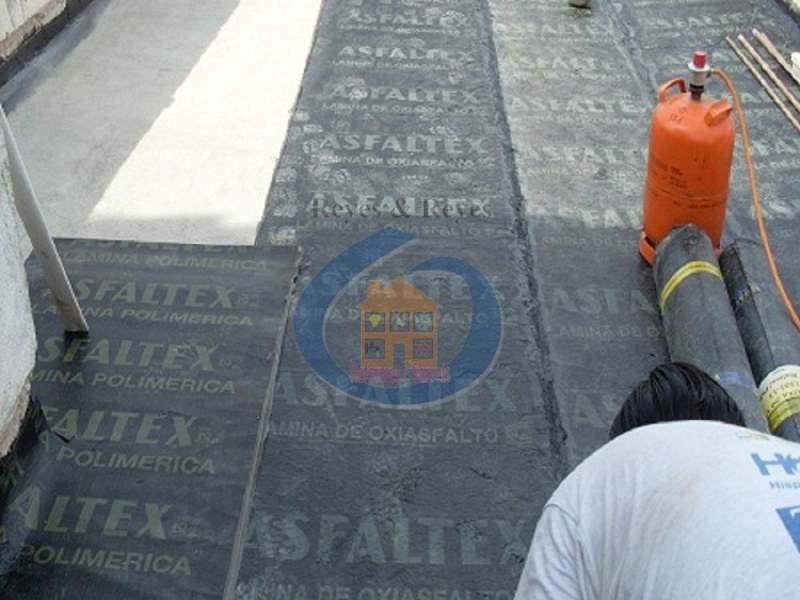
[0, 0, 322, 246]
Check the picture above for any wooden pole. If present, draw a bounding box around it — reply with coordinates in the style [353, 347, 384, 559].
[752, 28, 800, 86]
[726, 37, 800, 134]
[738, 34, 800, 114]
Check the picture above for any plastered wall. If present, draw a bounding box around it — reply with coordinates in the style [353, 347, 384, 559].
[0, 126, 36, 456]
[1, 0, 66, 60]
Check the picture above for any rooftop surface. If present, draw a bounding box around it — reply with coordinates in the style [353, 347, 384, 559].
[1, 0, 799, 597]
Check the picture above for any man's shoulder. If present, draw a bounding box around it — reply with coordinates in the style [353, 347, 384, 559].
[609, 420, 774, 449]
[564, 421, 787, 483]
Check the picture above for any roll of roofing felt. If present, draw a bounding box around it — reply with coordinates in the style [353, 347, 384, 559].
[654, 224, 766, 431]
[720, 239, 800, 441]
[757, 365, 800, 442]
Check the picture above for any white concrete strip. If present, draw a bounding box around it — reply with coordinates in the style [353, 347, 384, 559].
[1, 0, 321, 245]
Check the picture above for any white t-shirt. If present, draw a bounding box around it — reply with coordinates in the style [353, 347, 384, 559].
[515, 421, 800, 599]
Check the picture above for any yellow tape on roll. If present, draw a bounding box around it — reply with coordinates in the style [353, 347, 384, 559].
[659, 260, 723, 311]
[758, 365, 800, 432]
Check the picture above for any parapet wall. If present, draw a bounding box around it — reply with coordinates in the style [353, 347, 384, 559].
[0, 0, 95, 86]
[1, 0, 64, 59]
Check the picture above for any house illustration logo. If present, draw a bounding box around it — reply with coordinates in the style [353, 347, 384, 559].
[360, 278, 439, 368]
[294, 227, 502, 406]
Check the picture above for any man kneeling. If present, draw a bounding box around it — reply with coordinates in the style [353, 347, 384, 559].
[515, 362, 800, 599]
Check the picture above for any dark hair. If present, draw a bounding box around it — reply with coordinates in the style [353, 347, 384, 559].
[609, 362, 746, 439]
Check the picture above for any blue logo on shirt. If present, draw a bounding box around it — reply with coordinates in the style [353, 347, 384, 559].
[751, 453, 800, 476]
[776, 505, 800, 552]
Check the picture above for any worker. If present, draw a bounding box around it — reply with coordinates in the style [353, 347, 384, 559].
[515, 362, 800, 599]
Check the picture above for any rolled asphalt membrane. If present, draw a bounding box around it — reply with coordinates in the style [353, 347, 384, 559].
[1, 0, 800, 597]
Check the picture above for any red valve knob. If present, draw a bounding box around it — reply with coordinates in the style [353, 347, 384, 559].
[692, 50, 708, 69]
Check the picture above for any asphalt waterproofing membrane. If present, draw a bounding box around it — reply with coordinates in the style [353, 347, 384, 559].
[3, 241, 299, 598]
[2, 0, 800, 597]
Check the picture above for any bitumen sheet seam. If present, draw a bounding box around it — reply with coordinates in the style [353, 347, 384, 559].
[222, 250, 303, 600]
[477, 0, 569, 481]
[603, 2, 661, 101]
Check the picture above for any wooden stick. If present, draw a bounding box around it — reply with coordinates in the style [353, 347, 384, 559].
[725, 37, 800, 134]
[752, 28, 800, 86]
[738, 34, 800, 114]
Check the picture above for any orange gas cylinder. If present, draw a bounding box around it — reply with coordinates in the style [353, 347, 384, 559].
[639, 51, 735, 265]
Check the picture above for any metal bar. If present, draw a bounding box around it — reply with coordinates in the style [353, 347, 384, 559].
[0, 103, 89, 333]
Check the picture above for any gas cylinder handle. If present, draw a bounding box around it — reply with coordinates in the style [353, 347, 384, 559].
[658, 78, 687, 102]
[705, 99, 733, 126]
